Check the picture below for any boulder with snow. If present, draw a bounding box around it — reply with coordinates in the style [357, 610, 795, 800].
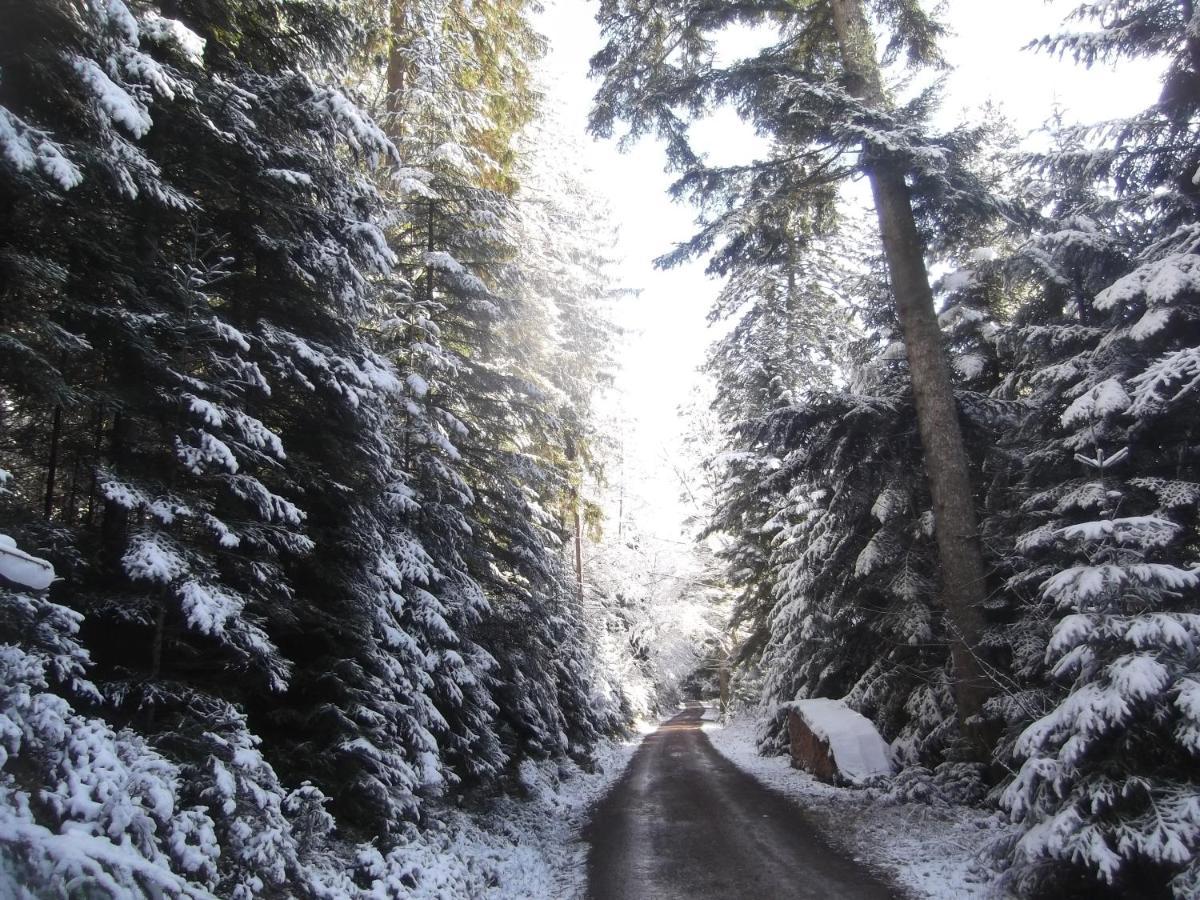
[785, 698, 894, 786]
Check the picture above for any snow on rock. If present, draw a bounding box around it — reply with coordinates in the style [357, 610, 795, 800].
[784, 699, 894, 785]
[704, 716, 999, 899]
[0, 535, 55, 591]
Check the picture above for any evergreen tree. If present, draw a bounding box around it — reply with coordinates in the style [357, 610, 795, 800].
[986, 4, 1200, 893]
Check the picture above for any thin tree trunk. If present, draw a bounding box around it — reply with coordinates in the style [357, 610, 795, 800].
[100, 411, 131, 568]
[573, 488, 584, 603]
[617, 441, 625, 540]
[386, 1, 407, 119]
[84, 403, 104, 526]
[44, 405, 63, 520]
[1181, 1, 1200, 80]
[829, 0, 993, 749]
[145, 603, 168, 731]
[64, 450, 81, 523]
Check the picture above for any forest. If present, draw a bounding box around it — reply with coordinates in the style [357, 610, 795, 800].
[1, 0, 1198, 898]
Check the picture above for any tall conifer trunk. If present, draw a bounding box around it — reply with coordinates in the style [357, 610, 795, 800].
[386, 1, 406, 118]
[829, 0, 993, 747]
[44, 404, 62, 519]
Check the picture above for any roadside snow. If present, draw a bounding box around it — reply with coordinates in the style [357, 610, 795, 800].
[703, 716, 999, 900]
[389, 720, 658, 899]
[784, 698, 894, 783]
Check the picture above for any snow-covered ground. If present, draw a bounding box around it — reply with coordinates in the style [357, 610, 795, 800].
[389, 721, 657, 899]
[703, 716, 1001, 900]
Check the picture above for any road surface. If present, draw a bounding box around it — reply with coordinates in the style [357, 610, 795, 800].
[584, 706, 898, 900]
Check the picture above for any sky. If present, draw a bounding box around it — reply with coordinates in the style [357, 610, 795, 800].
[533, 0, 1165, 543]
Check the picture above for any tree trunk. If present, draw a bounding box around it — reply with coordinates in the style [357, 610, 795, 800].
[100, 411, 132, 569]
[573, 489, 584, 603]
[386, 1, 407, 119]
[1181, 0, 1200, 81]
[44, 404, 63, 520]
[829, 0, 993, 749]
[84, 403, 105, 526]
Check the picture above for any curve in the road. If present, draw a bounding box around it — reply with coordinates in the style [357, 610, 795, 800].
[584, 707, 899, 900]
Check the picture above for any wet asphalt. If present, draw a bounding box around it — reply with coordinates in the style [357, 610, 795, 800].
[584, 706, 899, 900]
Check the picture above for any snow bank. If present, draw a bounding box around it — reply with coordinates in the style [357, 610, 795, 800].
[0, 534, 54, 591]
[785, 698, 894, 783]
[384, 720, 658, 899]
[703, 716, 999, 899]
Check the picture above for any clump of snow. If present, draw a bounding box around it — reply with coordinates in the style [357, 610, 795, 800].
[140, 12, 206, 65]
[939, 268, 975, 294]
[71, 56, 152, 138]
[703, 715, 999, 899]
[0, 108, 83, 190]
[264, 168, 313, 187]
[1095, 253, 1200, 310]
[1061, 378, 1130, 428]
[0, 535, 55, 591]
[952, 352, 987, 381]
[407, 372, 430, 398]
[783, 698, 895, 784]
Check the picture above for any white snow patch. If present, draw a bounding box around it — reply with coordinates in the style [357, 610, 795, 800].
[703, 716, 999, 899]
[0, 535, 55, 591]
[407, 373, 430, 398]
[1095, 254, 1200, 310]
[0, 108, 83, 190]
[72, 56, 152, 138]
[140, 12, 206, 65]
[264, 168, 313, 187]
[940, 269, 974, 294]
[783, 698, 895, 784]
[952, 352, 987, 381]
[1061, 378, 1130, 428]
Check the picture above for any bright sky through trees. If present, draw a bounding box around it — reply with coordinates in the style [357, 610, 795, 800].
[534, 0, 1164, 540]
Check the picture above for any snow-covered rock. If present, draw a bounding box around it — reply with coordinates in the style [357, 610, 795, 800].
[784, 699, 894, 786]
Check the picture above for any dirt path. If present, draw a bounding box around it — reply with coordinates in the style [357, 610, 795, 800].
[584, 707, 899, 900]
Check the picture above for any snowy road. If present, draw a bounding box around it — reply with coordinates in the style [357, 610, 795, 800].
[584, 707, 898, 900]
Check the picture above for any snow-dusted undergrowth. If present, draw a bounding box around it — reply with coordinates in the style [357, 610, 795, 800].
[385, 721, 657, 899]
[703, 716, 999, 900]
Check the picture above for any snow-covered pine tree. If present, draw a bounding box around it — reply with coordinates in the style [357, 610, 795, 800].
[0, 0, 425, 881]
[990, 3, 1200, 893]
[365, 0, 626, 776]
[703, 240, 852, 679]
[0, 532, 220, 897]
